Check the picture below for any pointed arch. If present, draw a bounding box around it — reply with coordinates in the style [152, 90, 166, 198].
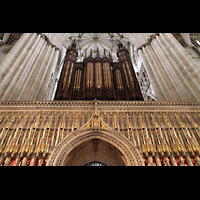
[47, 128, 144, 166]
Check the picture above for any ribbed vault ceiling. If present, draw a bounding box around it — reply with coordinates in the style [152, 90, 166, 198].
[44, 33, 152, 52]
[62, 33, 133, 62]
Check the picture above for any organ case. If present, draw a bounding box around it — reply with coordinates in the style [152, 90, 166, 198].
[55, 42, 143, 101]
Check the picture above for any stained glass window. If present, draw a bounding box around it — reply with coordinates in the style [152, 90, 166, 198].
[84, 161, 106, 166]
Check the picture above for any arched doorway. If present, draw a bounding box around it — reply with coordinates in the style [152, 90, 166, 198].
[47, 128, 144, 166]
[64, 139, 127, 166]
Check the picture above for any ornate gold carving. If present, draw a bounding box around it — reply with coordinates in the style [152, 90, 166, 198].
[139, 113, 156, 157]
[100, 120, 107, 130]
[175, 113, 200, 155]
[113, 113, 117, 130]
[35, 112, 53, 156]
[150, 113, 171, 156]
[163, 113, 186, 155]
[4, 112, 29, 157]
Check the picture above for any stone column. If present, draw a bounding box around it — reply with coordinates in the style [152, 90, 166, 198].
[0, 33, 32, 80]
[155, 35, 193, 101]
[168, 33, 200, 78]
[50, 46, 67, 100]
[28, 43, 54, 100]
[37, 47, 59, 100]
[0, 33, 36, 100]
[151, 37, 182, 101]
[163, 33, 200, 101]
[127, 42, 134, 66]
[138, 48, 165, 100]
[6, 34, 43, 100]
[141, 46, 169, 100]
[22, 39, 51, 100]
[145, 45, 172, 101]
[17, 34, 47, 100]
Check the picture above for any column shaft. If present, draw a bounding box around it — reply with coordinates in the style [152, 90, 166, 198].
[37, 48, 59, 100]
[0, 33, 32, 79]
[151, 38, 182, 101]
[7, 34, 42, 100]
[0, 33, 37, 100]
[164, 33, 200, 101]
[138, 49, 165, 100]
[17, 35, 46, 100]
[27, 44, 53, 100]
[156, 35, 193, 101]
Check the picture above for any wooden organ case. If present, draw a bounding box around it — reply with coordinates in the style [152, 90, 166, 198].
[55, 42, 143, 101]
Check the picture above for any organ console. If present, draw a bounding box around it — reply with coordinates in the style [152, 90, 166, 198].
[55, 41, 143, 101]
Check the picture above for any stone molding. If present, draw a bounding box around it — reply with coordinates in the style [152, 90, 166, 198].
[137, 33, 160, 51]
[0, 100, 199, 112]
[37, 33, 60, 51]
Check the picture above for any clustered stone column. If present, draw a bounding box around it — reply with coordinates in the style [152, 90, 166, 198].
[0, 33, 200, 101]
[0, 33, 60, 101]
[137, 33, 200, 101]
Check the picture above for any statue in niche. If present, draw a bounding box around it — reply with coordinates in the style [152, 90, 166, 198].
[194, 156, 200, 166]
[147, 156, 156, 166]
[178, 156, 187, 166]
[163, 157, 171, 166]
[21, 157, 28, 166]
[38, 158, 43, 166]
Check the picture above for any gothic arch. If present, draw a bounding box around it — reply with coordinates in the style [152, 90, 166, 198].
[47, 128, 144, 166]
